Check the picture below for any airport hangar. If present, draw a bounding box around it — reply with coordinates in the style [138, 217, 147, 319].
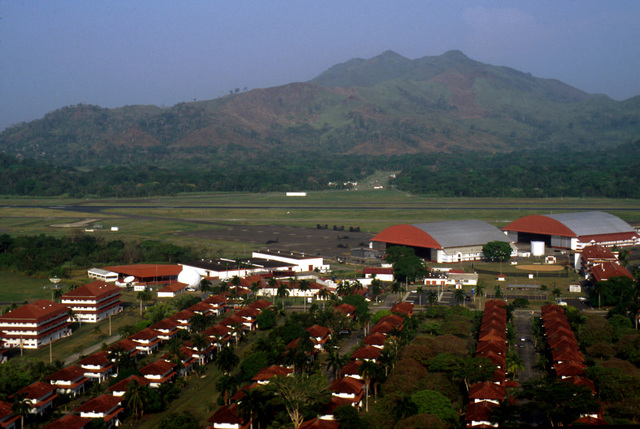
[502, 211, 639, 251]
[371, 220, 516, 264]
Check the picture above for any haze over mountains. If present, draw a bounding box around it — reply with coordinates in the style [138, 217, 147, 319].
[1, 50, 639, 169]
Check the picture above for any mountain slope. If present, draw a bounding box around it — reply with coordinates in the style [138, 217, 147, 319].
[1, 51, 638, 167]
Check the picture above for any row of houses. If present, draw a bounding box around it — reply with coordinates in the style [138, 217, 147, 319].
[539, 304, 604, 425]
[3, 292, 273, 429]
[465, 300, 509, 428]
[206, 301, 415, 428]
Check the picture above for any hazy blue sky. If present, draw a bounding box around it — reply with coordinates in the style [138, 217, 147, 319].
[2, 1, 639, 130]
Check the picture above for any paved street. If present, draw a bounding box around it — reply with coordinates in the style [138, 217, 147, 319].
[513, 309, 541, 382]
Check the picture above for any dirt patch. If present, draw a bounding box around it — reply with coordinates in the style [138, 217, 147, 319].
[515, 264, 564, 272]
[50, 218, 101, 228]
[179, 223, 373, 260]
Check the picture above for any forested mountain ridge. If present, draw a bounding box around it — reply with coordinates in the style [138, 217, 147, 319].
[1, 50, 639, 168]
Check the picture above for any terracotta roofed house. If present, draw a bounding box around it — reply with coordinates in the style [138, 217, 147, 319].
[13, 381, 57, 415]
[78, 351, 115, 382]
[43, 414, 92, 429]
[0, 401, 19, 429]
[128, 328, 162, 354]
[46, 365, 89, 397]
[251, 365, 293, 385]
[74, 394, 123, 429]
[108, 375, 151, 397]
[61, 281, 121, 323]
[139, 360, 177, 388]
[0, 299, 71, 349]
[206, 403, 249, 429]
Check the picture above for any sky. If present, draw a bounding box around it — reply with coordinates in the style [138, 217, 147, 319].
[2, 1, 640, 131]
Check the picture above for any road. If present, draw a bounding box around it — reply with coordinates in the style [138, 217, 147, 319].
[63, 334, 121, 366]
[513, 310, 541, 383]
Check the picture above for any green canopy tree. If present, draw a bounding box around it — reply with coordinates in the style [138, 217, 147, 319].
[482, 241, 512, 262]
[266, 374, 330, 429]
[385, 246, 427, 284]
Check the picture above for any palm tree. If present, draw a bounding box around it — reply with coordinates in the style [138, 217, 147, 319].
[551, 287, 563, 301]
[250, 281, 261, 300]
[378, 346, 396, 376]
[390, 281, 402, 300]
[191, 333, 209, 366]
[494, 285, 503, 298]
[317, 288, 331, 310]
[490, 398, 519, 427]
[238, 387, 268, 429]
[137, 286, 152, 316]
[505, 350, 525, 380]
[297, 279, 311, 312]
[11, 393, 30, 429]
[124, 380, 148, 419]
[189, 313, 209, 333]
[392, 394, 418, 421]
[475, 281, 486, 309]
[415, 286, 424, 305]
[277, 283, 290, 309]
[199, 278, 212, 294]
[215, 374, 237, 406]
[359, 311, 371, 337]
[52, 288, 64, 303]
[165, 338, 185, 367]
[454, 288, 466, 306]
[427, 290, 438, 305]
[358, 360, 379, 412]
[216, 345, 239, 375]
[370, 278, 382, 303]
[336, 281, 351, 296]
[325, 351, 346, 380]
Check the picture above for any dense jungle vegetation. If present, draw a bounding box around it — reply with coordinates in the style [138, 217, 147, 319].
[1, 139, 638, 199]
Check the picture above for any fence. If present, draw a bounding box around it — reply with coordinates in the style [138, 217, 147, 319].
[474, 268, 569, 278]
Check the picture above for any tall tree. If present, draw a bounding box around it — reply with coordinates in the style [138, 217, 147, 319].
[137, 286, 152, 316]
[358, 359, 379, 412]
[266, 374, 329, 429]
[216, 346, 239, 375]
[297, 279, 311, 312]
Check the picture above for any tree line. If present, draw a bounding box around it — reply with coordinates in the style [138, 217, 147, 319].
[0, 232, 198, 277]
[0, 139, 638, 198]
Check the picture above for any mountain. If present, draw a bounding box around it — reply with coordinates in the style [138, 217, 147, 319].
[1, 50, 639, 168]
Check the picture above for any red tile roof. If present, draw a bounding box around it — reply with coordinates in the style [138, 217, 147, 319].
[108, 375, 150, 393]
[43, 414, 92, 429]
[465, 401, 498, 423]
[300, 418, 340, 429]
[351, 345, 381, 360]
[590, 262, 634, 282]
[391, 302, 414, 316]
[16, 381, 56, 400]
[207, 404, 246, 425]
[62, 281, 120, 299]
[328, 376, 364, 395]
[0, 299, 68, 323]
[377, 314, 405, 327]
[306, 325, 331, 338]
[158, 282, 189, 293]
[249, 299, 273, 310]
[104, 264, 181, 278]
[47, 365, 86, 382]
[251, 365, 293, 382]
[75, 394, 121, 414]
[469, 381, 506, 401]
[139, 360, 176, 376]
[363, 332, 387, 347]
[334, 303, 357, 315]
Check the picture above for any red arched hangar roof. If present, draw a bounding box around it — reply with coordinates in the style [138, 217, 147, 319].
[503, 215, 576, 237]
[371, 224, 443, 249]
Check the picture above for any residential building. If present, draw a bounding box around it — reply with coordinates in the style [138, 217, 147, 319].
[61, 281, 121, 323]
[0, 300, 71, 349]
